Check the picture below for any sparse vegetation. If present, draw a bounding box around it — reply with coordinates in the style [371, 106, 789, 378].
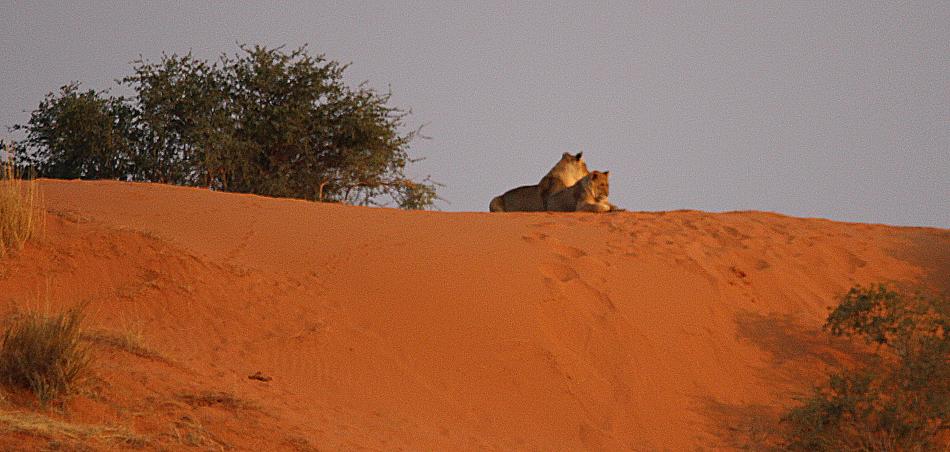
[80, 314, 165, 361]
[82, 328, 165, 362]
[781, 285, 949, 451]
[169, 414, 227, 450]
[0, 306, 90, 406]
[0, 150, 41, 257]
[0, 410, 147, 448]
[13, 45, 438, 209]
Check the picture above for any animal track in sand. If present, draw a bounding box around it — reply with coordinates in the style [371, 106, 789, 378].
[521, 232, 549, 243]
[730, 266, 747, 279]
[550, 242, 586, 259]
[526, 228, 617, 304]
[539, 262, 580, 282]
[524, 227, 589, 260]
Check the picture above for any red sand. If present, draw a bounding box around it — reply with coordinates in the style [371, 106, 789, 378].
[1, 179, 947, 450]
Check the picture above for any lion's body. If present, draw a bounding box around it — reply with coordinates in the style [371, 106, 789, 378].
[537, 153, 590, 203]
[545, 171, 613, 212]
[488, 185, 544, 212]
[489, 152, 589, 212]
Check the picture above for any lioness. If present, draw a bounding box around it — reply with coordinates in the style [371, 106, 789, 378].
[489, 152, 589, 212]
[545, 170, 614, 212]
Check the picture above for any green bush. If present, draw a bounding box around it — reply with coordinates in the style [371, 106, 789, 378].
[9, 87, 138, 180]
[782, 285, 948, 450]
[0, 306, 90, 405]
[13, 45, 437, 209]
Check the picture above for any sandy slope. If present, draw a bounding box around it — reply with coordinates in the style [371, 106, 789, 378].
[0, 179, 947, 450]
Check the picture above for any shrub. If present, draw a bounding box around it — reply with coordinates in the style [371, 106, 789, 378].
[781, 285, 948, 450]
[0, 149, 41, 257]
[7, 86, 137, 180]
[13, 45, 438, 209]
[0, 306, 91, 405]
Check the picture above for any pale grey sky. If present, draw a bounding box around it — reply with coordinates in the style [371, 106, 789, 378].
[1, 1, 948, 227]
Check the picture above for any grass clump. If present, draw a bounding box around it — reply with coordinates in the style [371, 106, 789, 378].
[82, 324, 165, 362]
[0, 410, 148, 448]
[0, 306, 91, 406]
[781, 285, 948, 451]
[0, 153, 41, 257]
[170, 414, 228, 450]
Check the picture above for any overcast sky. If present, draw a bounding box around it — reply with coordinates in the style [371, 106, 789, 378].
[2, 2, 947, 227]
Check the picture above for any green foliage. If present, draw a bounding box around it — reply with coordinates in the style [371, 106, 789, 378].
[0, 306, 90, 406]
[782, 285, 949, 451]
[14, 45, 437, 208]
[13, 84, 138, 180]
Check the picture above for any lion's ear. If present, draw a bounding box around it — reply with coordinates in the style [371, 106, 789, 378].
[603, 171, 609, 176]
[575, 152, 583, 160]
[562, 152, 571, 159]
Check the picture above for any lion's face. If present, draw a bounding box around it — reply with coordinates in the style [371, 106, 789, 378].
[588, 171, 610, 200]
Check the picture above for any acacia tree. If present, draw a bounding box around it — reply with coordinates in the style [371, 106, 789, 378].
[13, 83, 138, 180]
[14, 45, 437, 209]
[121, 52, 229, 185]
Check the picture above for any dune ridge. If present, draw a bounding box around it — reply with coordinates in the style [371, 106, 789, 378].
[0, 179, 946, 450]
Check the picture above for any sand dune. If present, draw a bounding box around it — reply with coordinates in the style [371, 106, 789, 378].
[1, 179, 947, 450]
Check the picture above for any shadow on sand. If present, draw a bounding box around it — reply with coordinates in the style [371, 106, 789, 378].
[693, 310, 868, 450]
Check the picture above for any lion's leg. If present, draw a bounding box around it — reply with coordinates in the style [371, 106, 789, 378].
[576, 200, 611, 212]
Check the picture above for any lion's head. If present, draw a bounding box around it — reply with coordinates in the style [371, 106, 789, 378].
[586, 170, 610, 200]
[549, 151, 589, 184]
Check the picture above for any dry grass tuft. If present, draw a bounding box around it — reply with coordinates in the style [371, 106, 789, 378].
[0, 306, 90, 406]
[170, 414, 227, 450]
[82, 327, 166, 362]
[0, 410, 148, 448]
[0, 158, 42, 258]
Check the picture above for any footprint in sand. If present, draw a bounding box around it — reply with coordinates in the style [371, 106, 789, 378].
[523, 229, 588, 260]
[527, 231, 615, 306]
[539, 262, 579, 282]
[521, 231, 549, 243]
[550, 242, 586, 260]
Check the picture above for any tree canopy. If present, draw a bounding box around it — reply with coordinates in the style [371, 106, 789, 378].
[13, 45, 437, 209]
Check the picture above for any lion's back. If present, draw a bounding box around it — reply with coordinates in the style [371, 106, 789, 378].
[491, 185, 545, 212]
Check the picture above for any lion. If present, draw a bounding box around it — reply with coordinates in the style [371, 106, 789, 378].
[545, 170, 614, 212]
[489, 152, 589, 212]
